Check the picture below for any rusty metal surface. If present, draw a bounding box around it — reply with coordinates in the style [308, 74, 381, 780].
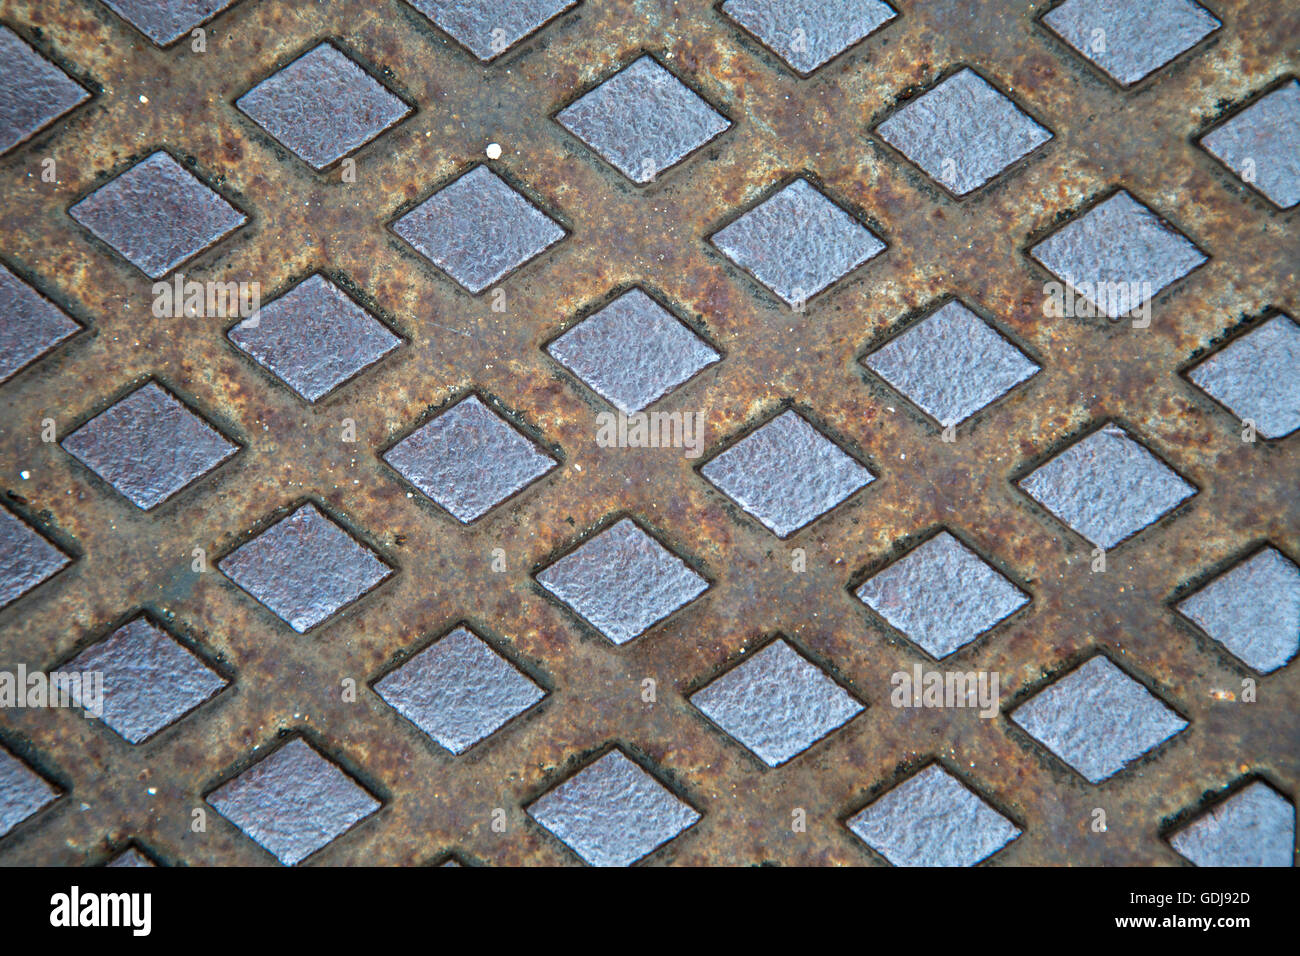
[0, 0, 1296, 866]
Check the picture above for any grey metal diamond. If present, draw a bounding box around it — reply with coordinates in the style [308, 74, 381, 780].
[101, 0, 241, 47]
[722, 0, 897, 75]
[1169, 781, 1296, 867]
[877, 68, 1052, 196]
[690, 638, 863, 766]
[1009, 656, 1187, 783]
[711, 178, 886, 306]
[1042, 0, 1220, 87]
[855, 532, 1029, 658]
[0, 507, 71, 610]
[0, 263, 80, 384]
[208, 737, 379, 865]
[1177, 547, 1300, 674]
[0, 25, 90, 155]
[383, 395, 557, 523]
[374, 626, 544, 754]
[1019, 423, 1196, 550]
[527, 749, 699, 866]
[228, 274, 401, 402]
[847, 764, 1021, 866]
[701, 409, 873, 538]
[218, 503, 393, 633]
[557, 56, 730, 184]
[393, 165, 565, 293]
[69, 151, 247, 279]
[864, 300, 1039, 426]
[537, 518, 708, 645]
[1200, 80, 1300, 209]
[1030, 191, 1206, 320]
[66, 617, 227, 744]
[547, 289, 720, 412]
[61, 381, 239, 510]
[236, 43, 411, 170]
[0, 744, 59, 839]
[1186, 313, 1300, 439]
[406, 0, 578, 62]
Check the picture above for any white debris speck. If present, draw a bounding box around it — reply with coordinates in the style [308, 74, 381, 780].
[486, 143, 502, 160]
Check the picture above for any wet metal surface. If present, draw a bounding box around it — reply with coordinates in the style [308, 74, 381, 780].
[0, 0, 1296, 867]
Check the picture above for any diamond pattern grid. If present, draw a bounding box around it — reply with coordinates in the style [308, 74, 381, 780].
[228, 274, 401, 403]
[207, 737, 380, 865]
[0, 263, 80, 385]
[406, 0, 579, 62]
[65, 616, 228, 744]
[722, 0, 897, 76]
[0, 0, 1295, 870]
[1167, 781, 1296, 867]
[218, 503, 393, 633]
[392, 165, 565, 294]
[1185, 313, 1300, 439]
[1199, 79, 1300, 209]
[1042, 0, 1221, 87]
[1018, 423, 1196, 550]
[1176, 546, 1300, 674]
[536, 518, 708, 645]
[0, 507, 71, 611]
[1029, 190, 1207, 320]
